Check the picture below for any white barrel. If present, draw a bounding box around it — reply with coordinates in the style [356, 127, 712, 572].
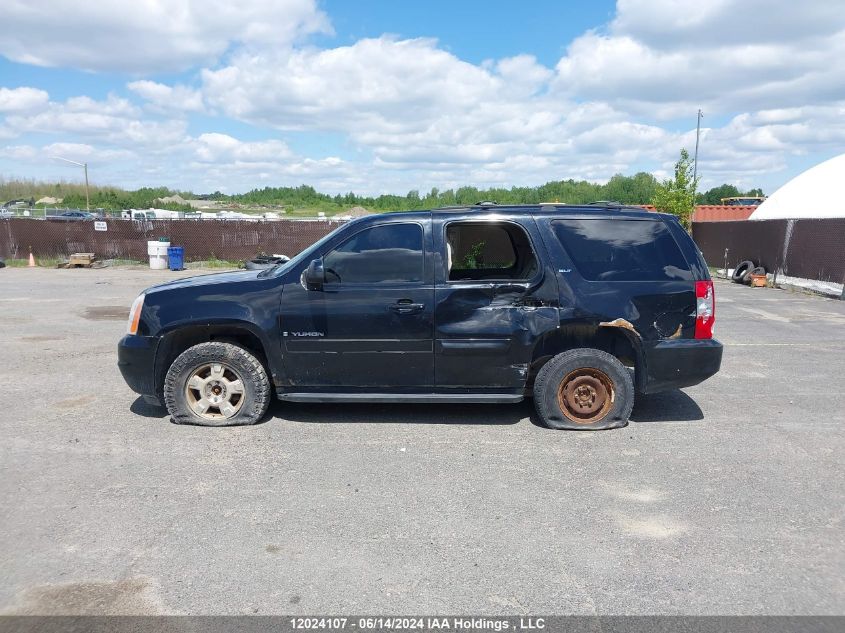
[148, 240, 170, 270]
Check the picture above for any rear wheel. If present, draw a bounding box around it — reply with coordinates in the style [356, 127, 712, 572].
[164, 342, 271, 426]
[533, 348, 633, 430]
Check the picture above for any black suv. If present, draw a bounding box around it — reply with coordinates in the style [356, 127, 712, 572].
[118, 204, 722, 430]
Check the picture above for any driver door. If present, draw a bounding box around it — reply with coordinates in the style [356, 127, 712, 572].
[279, 219, 434, 389]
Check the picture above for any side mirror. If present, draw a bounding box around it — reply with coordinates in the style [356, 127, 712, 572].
[304, 258, 325, 290]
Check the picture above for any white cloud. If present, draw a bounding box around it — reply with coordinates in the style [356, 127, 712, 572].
[554, 0, 845, 114]
[127, 81, 204, 113]
[199, 36, 685, 186]
[4, 94, 187, 148]
[193, 133, 292, 162]
[202, 37, 500, 132]
[43, 142, 135, 163]
[3, 141, 134, 168]
[3, 145, 39, 161]
[0, 87, 50, 113]
[0, 0, 331, 73]
[612, 0, 845, 47]
[495, 55, 554, 95]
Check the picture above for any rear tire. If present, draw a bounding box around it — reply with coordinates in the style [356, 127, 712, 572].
[533, 349, 633, 430]
[164, 342, 271, 426]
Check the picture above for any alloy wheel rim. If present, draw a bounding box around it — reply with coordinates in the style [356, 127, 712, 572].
[185, 362, 245, 420]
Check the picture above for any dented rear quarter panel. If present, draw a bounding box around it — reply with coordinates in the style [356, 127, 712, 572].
[532, 210, 712, 392]
[533, 213, 698, 335]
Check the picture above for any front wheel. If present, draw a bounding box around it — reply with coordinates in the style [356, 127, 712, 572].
[533, 348, 633, 430]
[163, 342, 271, 426]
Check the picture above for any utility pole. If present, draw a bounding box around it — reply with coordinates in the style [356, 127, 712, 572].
[51, 156, 90, 210]
[692, 109, 703, 188]
[691, 109, 703, 224]
[83, 162, 90, 211]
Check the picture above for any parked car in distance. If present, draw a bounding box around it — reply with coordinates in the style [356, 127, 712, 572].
[118, 203, 722, 430]
[49, 210, 98, 221]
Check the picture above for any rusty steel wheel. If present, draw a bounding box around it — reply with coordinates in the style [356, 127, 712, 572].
[533, 348, 633, 430]
[557, 367, 615, 424]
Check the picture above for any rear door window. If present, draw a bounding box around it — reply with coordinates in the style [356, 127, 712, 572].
[445, 221, 538, 281]
[551, 219, 692, 281]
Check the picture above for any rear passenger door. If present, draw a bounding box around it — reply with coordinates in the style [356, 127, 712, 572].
[433, 216, 559, 390]
[538, 216, 697, 342]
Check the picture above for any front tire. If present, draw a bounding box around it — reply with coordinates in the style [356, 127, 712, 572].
[533, 348, 633, 430]
[164, 342, 271, 426]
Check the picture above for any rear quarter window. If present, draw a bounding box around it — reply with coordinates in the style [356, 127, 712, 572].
[551, 219, 692, 282]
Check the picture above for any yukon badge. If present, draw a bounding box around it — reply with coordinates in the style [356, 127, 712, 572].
[284, 331, 325, 337]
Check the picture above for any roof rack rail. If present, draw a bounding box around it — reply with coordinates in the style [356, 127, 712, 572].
[474, 200, 498, 206]
[586, 200, 622, 206]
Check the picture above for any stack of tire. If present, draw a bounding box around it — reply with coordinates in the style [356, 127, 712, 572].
[731, 260, 766, 284]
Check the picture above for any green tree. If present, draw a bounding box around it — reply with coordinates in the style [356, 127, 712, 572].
[698, 183, 741, 205]
[696, 183, 766, 205]
[652, 148, 699, 229]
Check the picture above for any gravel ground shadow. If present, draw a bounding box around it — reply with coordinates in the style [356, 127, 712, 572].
[630, 389, 704, 423]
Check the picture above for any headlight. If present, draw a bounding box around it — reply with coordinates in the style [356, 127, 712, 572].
[127, 293, 145, 335]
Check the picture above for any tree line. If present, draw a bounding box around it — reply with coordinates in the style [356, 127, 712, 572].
[208, 173, 763, 211]
[2, 173, 763, 214]
[0, 178, 193, 211]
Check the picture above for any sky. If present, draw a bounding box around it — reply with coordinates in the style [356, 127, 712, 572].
[0, 0, 843, 197]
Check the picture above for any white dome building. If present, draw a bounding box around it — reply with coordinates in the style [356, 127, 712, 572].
[750, 153, 845, 220]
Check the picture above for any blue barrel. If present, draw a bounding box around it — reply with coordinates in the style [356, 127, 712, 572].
[167, 246, 184, 271]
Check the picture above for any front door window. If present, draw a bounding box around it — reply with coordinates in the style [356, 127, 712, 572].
[324, 223, 423, 285]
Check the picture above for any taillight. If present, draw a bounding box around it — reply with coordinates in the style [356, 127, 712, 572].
[694, 280, 715, 339]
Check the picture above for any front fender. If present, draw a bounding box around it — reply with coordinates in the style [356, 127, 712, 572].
[141, 279, 283, 391]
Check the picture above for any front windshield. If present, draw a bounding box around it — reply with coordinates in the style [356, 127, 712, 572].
[258, 222, 347, 277]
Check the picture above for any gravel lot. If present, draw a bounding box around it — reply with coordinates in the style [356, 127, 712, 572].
[1, 267, 843, 615]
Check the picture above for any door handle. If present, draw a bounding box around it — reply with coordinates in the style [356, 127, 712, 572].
[389, 301, 425, 315]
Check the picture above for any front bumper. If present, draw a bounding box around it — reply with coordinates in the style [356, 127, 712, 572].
[639, 338, 723, 394]
[117, 334, 159, 397]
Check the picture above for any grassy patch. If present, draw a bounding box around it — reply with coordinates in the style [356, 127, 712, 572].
[102, 258, 145, 267]
[3, 257, 66, 268]
[186, 258, 242, 269]
[3, 257, 147, 268]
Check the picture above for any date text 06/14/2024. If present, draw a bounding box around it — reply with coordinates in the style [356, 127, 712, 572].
[289, 617, 546, 631]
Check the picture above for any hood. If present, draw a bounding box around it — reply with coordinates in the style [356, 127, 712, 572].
[146, 269, 262, 294]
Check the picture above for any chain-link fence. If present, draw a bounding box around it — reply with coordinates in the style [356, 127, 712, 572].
[0, 218, 344, 262]
[692, 218, 845, 284]
[0, 207, 127, 219]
